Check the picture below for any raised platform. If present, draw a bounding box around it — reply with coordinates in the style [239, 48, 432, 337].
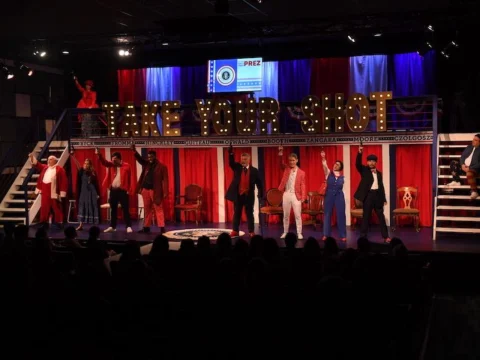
[25, 221, 480, 254]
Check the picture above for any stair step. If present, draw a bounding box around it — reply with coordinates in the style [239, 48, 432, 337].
[436, 227, 480, 233]
[27, 182, 37, 186]
[20, 174, 39, 179]
[437, 205, 480, 210]
[438, 185, 480, 189]
[0, 207, 26, 213]
[439, 175, 466, 179]
[439, 155, 461, 158]
[436, 216, 480, 221]
[5, 199, 34, 204]
[11, 191, 35, 195]
[0, 217, 26, 223]
[438, 195, 474, 199]
[439, 145, 469, 148]
[439, 166, 450, 169]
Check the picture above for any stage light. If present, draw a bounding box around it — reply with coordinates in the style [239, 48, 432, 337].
[427, 25, 434, 32]
[373, 33, 382, 37]
[118, 48, 132, 56]
[62, 50, 69, 54]
[348, 35, 355, 43]
[1, 64, 14, 80]
[39, 51, 46, 57]
[441, 50, 449, 59]
[19, 64, 34, 76]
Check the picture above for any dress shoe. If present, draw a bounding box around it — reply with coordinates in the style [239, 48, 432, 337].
[160, 227, 166, 234]
[249, 232, 255, 237]
[138, 227, 150, 233]
[384, 237, 391, 243]
[297, 234, 303, 240]
[321, 236, 327, 241]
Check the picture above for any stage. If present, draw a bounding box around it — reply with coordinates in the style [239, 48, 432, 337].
[28, 221, 480, 254]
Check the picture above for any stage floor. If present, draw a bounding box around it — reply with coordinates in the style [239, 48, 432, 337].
[26, 221, 480, 254]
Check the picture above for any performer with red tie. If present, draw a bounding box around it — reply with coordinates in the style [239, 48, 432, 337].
[278, 146, 306, 239]
[225, 144, 263, 237]
[28, 153, 68, 227]
[354, 145, 391, 243]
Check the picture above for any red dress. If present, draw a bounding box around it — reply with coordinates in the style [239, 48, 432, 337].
[76, 81, 98, 109]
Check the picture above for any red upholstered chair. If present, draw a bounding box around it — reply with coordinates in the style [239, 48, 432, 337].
[259, 188, 283, 225]
[301, 191, 324, 230]
[392, 186, 420, 232]
[174, 184, 203, 224]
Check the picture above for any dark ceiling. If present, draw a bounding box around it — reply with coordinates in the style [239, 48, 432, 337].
[0, 0, 478, 68]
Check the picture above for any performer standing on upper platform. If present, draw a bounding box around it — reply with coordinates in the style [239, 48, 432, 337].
[354, 145, 391, 243]
[278, 146, 306, 240]
[447, 133, 480, 199]
[321, 150, 346, 242]
[225, 144, 263, 237]
[131, 144, 169, 234]
[96, 148, 133, 233]
[74, 76, 99, 137]
[28, 153, 68, 228]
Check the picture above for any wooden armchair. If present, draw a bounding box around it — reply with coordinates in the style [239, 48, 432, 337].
[301, 191, 324, 230]
[174, 184, 203, 224]
[350, 199, 363, 229]
[392, 186, 420, 232]
[259, 188, 284, 225]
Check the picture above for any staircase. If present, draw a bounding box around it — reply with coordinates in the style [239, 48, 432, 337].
[0, 141, 69, 226]
[433, 133, 480, 240]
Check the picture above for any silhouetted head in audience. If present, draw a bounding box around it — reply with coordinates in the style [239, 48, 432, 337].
[246, 257, 269, 289]
[357, 237, 370, 253]
[233, 238, 249, 257]
[4, 222, 15, 238]
[284, 232, 297, 250]
[324, 237, 339, 256]
[249, 235, 264, 257]
[13, 224, 28, 242]
[304, 237, 321, 256]
[119, 240, 141, 262]
[88, 226, 101, 240]
[64, 226, 77, 240]
[150, 235, 169, 256]
[197, 236, 211, 253]
[263, 237, 279, 259]
[389, 237, 404, 249]
[216, 233, 232, 257]
[392, 244, 408, 258]
[179, 239, 196, 254]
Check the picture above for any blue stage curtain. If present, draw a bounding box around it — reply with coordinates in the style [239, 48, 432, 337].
[179, 65, 207, 104]
[278, 59, 312, 133]
[146, 67, 181, 131]
[349, 55, 388, 131]
[255, 61, 278, 133]
[388, 51, 436, 129]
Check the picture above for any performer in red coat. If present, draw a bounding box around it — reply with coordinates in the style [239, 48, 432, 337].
[131, 144, 169, 234]
[74, 76, 99, 137]
[28, 153, 68, 226]
[278, 146, 306, 239]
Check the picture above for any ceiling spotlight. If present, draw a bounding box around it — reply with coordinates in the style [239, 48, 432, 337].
[441, 50, 449, 59]
[118, 48, 132, 56]
[119, 49, 125, 56]
[373, 33, 382, 37]
[20, 64, 34, 76]
[62, 50, 70, 54]
[39, 51, 46, 57]
[1, 65, 14, 80]
[427, 25, 434, 32]
[348, 35, 355, 43]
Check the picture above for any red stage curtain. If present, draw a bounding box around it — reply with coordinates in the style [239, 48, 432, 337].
[223, 147, 252, 223]
[146, 148, 175, 222]
[310, 58, 350, 98]
[178, 148, 219, 223]
[69, 149, 108, 221]
[300, 145, 343, 225]
[110, 148, 139, 220]
[263, 146, 295, 224]
[117, 69, 146, 107]
[349, 144, 383, 224]
[395, 145, 432, 226]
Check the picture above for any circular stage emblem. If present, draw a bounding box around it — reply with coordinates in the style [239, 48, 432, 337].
[163, 228, 244, 241]
[216, 66, 235, 86]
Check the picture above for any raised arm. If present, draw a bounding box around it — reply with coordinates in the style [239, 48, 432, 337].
[69, 152, 81, 171]
[320, 151, 330, 179]
[74, 76, 84, 93]
[278, 146, 287, 170]
[95, 148, 114, 167]
[228, 144, 239, 170]
[130, 144, 148, 166]
[28, 153, 47, 172]
[356, 147, 364, 174]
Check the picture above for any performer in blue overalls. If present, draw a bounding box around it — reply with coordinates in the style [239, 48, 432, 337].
[321, 151, 347, 242]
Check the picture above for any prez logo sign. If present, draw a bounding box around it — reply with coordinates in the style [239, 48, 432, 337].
[216, 66, 236, 86]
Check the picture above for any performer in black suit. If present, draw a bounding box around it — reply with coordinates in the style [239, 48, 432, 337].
[225, 144, 263, 237]
[354, 145, 391, 243]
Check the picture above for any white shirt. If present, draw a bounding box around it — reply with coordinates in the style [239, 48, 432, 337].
[43, 166, 56, 184]
[370, 170, 379, 190]
[464, 148, 476, 166]
[112, 166, 121, 188]
[286, 168, 297, 192]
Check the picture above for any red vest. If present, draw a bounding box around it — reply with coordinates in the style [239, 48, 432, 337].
[239, 167, 250, 195]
